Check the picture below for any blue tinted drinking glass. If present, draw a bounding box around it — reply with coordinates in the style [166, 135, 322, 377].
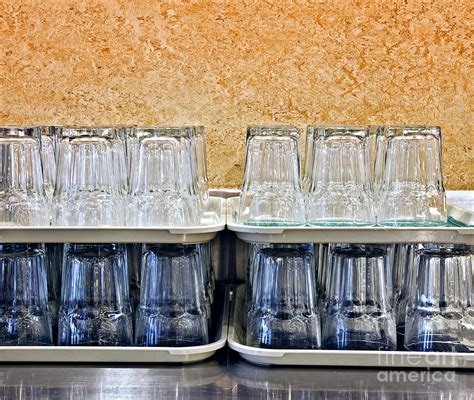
[153, 243, 213, 319]
[196, 242, 214, 305]
[135, 245, 209, 347]
[0, 244, 52, 345]
[247, 246, 321, 349]
[58, 244, 133, 346]
[45, 243, 63, 343]
[323, 245, 396, 350]
[126, 243, 143, 309]
[391, 244, 417, 349]
[316, 243, 334, 316]
[404, 245, 474, 352]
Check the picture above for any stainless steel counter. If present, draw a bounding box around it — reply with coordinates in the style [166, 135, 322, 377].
[1, 350, 473, 399]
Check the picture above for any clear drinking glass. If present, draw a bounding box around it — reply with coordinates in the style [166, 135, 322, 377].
[58, 244, 133, 346]
[135, 244, 209, 346]
[302, 126, 315, 193]
[0, 127, 49, 226]
[53, 127, 127, 226]
[38, 127, 57, 202]
[238, 126, 305, 226]
[191, 126, 209, 206]
[306, 126, 374, 226]
[404, 245, 474, 352]
[0, 244, 52, 345]
[376, 126, 447, 226]
[246, 245, 321, 349]
[127, 127, 201, 227]
[322, 245, 397, 350]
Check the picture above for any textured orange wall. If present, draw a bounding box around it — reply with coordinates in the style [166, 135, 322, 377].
[0, 1, 472, 189]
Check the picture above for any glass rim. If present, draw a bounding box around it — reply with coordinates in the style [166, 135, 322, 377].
[331, 245, 386, 258]
[145, 245, 198, 258]
[258, 246, 312, 257]
[417, 244, 472, 256]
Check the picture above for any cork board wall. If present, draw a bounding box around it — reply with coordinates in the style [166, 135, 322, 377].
[0, 1, 472, 189]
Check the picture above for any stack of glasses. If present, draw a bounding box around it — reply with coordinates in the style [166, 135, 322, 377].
[245, 243, 474, 352]
[238, 125, 447, 227]
[0, 125, 209, 227]
[0, 242, 214, 347]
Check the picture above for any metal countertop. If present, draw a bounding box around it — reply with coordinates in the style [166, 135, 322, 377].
[0, 349, 473, 399]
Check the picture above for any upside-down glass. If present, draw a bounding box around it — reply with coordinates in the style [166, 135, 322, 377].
[391, 244, 417, 349]
[45, 243, 63, 343]
[246, 246, 321, 349]
[0, 127, 49, 226]
[38, 127, 57, 202]
[128, 127, 201, 226]
[323, 245, 396, 350]
[0, 244, 52, 345]
[404, 245, 474, 352]
[302, 125, 315, 192]
[53, 127, 127, 226]
[376, 126, 447, 226]
[191, 126, 209, 206]
[196, 242, 214, 304]
[238, 126, 305, 226]
[135, 245, 209, 346]
[306, 126, 374, 226]
[126, 243, 143, 309]
[154, 243, 213, 319]
[58, 244, 133, 346]
[316, 243, 351, 316]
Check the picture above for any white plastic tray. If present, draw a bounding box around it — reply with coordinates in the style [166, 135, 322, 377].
[226, 197, 474, 244]
[228, 285, 474, 369]
[0, 286, 229, 364]
[0, 197, 225, 244]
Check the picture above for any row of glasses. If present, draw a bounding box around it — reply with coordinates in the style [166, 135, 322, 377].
[238, 125, 447, 227]
[0, 242, 213, 347]
[0, 125, 208, 227]
[246, 242, 473, 352]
